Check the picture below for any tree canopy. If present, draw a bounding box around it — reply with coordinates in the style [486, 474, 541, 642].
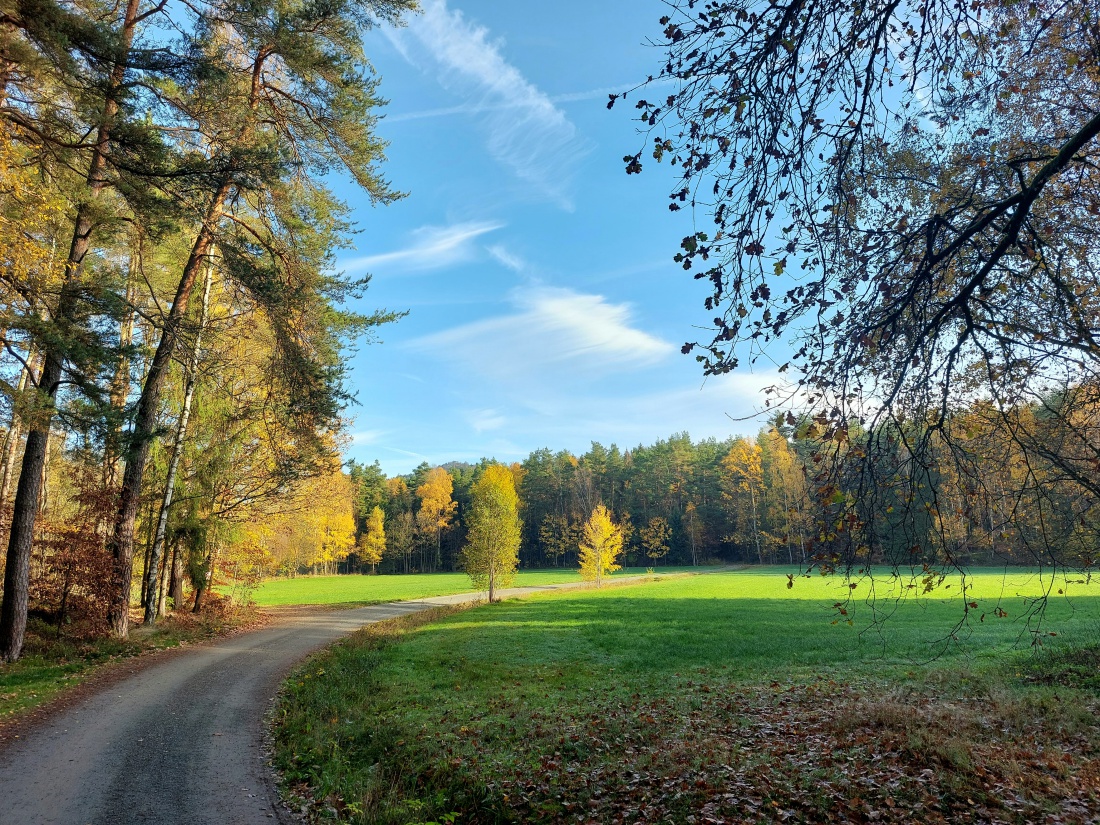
[620, 0, 1099, 406]
[619, 0, 1100, 581]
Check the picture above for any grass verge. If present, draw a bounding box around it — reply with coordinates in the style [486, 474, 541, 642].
[272, 569, 1100, 824]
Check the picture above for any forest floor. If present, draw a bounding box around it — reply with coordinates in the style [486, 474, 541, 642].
[273, 568, 1100, 824]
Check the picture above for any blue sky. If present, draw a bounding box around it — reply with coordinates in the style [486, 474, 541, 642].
[338, 0, 779, 475]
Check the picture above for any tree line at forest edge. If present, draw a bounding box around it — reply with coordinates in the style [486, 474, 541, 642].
[336, 392, 1098, 584]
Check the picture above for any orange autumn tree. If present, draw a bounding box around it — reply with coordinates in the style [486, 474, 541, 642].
[417, 467, 456, 572]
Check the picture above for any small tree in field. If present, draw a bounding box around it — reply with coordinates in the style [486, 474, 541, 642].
[360, 506, 386, 574]
[462, 464, 521, 603]
[579, 505, 624, 588]
[639, 516, 672, 566]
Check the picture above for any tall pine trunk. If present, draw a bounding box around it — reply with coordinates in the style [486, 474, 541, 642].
[145, 266, 211, 625]
[105, 253, 138, 490]
[0, 0, 143, 662]
[105, 186, 229, 638]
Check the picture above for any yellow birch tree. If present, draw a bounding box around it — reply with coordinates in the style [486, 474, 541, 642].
[462, 463, 521, 602]
[578, 504, 623, 588]
[359, 505, 385, 573]
[417, 467, 456, 571]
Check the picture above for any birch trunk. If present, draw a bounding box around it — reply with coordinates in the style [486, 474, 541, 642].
[106, 184, 229, 638]
[145, 267, 211, 625]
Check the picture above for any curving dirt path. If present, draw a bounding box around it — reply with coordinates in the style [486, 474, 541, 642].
[0, 579, 659, 824]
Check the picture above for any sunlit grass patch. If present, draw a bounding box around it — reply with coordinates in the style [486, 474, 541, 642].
[244, 566, 711, 606]
[273, 569, 1100, 823]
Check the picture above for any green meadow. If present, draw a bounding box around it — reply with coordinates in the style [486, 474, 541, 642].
[273, 568, 1100, 824]
[243, 566, 709, 607]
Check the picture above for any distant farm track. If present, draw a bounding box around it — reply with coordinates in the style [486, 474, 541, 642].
[0, 578, 666, 825]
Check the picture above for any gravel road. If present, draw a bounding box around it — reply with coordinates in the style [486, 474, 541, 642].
[0, 582, 618, 825]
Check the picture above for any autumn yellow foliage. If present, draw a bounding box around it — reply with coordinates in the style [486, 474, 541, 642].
[359, 506, 386, 572]
[462, 464, 521, 602]
[265, 470, 356, 574]
[578, 504, 623, 588]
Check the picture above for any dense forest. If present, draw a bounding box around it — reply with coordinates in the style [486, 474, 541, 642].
[315, 389, 1098, 579]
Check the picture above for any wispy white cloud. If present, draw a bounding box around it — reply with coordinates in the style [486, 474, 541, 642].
[350, 430, 385, 446]
[344, 221, 502, 274]
[486, 244, 526, 272]
[387, 0, 586, 208]
[502, 370, 784, 439]
[468, 408, 507, 432]
[386, 84, 635, 123]
[410, 286, 673, 377]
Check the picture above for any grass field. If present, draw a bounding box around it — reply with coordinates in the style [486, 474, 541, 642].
[243, 566, 710, 606]
[273, 567, 1100, 824]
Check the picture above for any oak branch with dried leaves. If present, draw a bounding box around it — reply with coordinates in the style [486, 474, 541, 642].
[618, 0, 1100, 579]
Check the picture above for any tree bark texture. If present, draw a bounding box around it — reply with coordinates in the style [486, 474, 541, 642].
[0, 423, 49, 661]
[106, 186, 228, 638]
[145, 266, 211, 625]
